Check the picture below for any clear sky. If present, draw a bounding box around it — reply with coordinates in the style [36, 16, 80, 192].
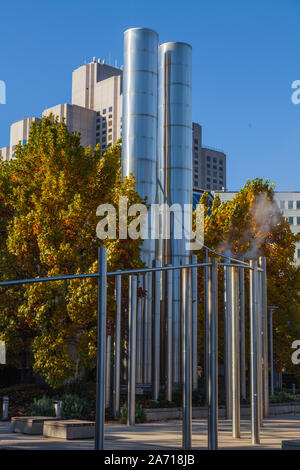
[0, 0, 299, 191]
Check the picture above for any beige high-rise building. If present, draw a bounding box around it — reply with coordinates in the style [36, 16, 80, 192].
[72, 59, 123, 150]
[10, 117, 41, 159]
[0, 146, 10, 161]
[42, 103, 97, 149]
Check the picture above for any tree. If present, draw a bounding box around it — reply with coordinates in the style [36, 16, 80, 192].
[0, 116, 144, 387]
[195, 178, 300, 380]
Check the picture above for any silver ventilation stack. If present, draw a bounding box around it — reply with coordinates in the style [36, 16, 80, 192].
[157, 42, 193, 266]
[157, 42, 192, 383]
[122, 27, 159, 266]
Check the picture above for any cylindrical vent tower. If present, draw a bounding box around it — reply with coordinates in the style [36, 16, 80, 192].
[122, 27, 159, 266]
[158, 42, 192, 384]
[157, 42, 192, 266]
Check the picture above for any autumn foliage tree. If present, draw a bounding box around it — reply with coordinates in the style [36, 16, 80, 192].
[196, 179, 300, 384]
[0, 117, 144, 387]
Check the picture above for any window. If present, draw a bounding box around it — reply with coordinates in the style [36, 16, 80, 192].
[207, 156, 211, 161]
[213, 179, 217, 184]
[109, 106, 112, 112]
[194, 139, 198, 144]
[103, 109, 106, 114]
[213, 158, 217, 163]
[207, 177, 211, 182]
[207, 170, 211, 175]
[297, 201, 300, 210]
[194, 152, 198, 158]
[102, 137, 106, 143]
[297, 217, 300, 225]
[288, 217, 294, 225]
[298, 249, 300, 258]
[96, 125, 100, 130]
[288, 201, 293, 209]
[207, 184, 211, 189]
[207, 164, 211, 169]
[219, 160, 223, 166]
[96, 138, 100, 144]
[213, 165, 217, 170]
[194, 160, 198, 165]
[280, 201, 285, 209]
[194, 146, 198, 151]
[194, 169, 198, 174]
[96, 132, 100, 137]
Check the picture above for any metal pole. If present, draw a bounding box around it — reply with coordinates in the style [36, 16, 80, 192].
[204, 248, 209, 403]
[95, 246, 107, 450]
[249, 260, 260, 444]
[173, 268, 181, 384]
[136, 273, 143, 384]
[257, 270, 263, 427]
[192, 255, 198, 391]
[208, 258, 218, 450]
[166, 266, 173, 401]
[144, 271, 152, 384]
[128, 275, 137, 426]
[239, 262, 246, 400]
[224, 260, 232, 420]
[231, 267, 240, 438]
[269, 308, 274, 396]
[259, 257, 269, 417]
[113, 275, 121, 418]
[105, 335, 111, 409]
[182, 267, 192, 449]
[153, 260, 161, 401]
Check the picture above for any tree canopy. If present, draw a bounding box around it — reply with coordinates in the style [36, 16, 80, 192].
[0, 116, 144, 387]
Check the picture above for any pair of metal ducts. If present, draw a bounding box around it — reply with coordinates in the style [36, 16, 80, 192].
[122, 27, 192, 266]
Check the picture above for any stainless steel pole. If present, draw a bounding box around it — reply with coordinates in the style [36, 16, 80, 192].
[113, 275, 121, 418]
[173, 268, 181, 384]
[136, 273, 143, 384]
[144, 272, 152, 384]
[259, 257, 269, 417]
[128, 275, 137, 426]
[239, 262, 246, 400]
[204, 248, 209, 403]
[224, 261, 232, 420]
[231, 267, 240, 438]
[257, 270, 263, 427]
[95, 246, 107, 450]
[208, 258, 218, 450]
[269, 308, 274, 396]
[153, 260, 161, 401]
[182, 267, 192, 449]
[166, 266, 173, 401]
[192, 255, 198, 391]
[250, 260, 260, 444]
[105, 335, 111, 409]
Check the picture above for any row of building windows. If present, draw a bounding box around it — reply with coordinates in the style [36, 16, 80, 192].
[280, 200, 300, 210]
[288, 217, 300, 225]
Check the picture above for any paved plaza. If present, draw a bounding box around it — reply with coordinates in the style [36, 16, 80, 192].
[0, 414, 300, 450]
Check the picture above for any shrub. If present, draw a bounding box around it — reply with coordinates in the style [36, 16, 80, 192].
[29, 395, 55, 417]
[120, 402, 146, 424]
[60, 393, 92, 420]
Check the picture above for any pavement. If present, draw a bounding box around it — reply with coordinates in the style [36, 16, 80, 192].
[1, 414, 300, 450]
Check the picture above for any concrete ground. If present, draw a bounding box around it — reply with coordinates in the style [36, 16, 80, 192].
[0, 414, 300, 450]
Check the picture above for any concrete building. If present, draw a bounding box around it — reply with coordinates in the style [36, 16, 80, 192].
[192, 122, 226, 191]
[0, 146, 10, 161]
[72, 59, 123, 150]
[10, 117, 41, 159]
[42, 103, 97, 149]
[212, 190, 300, 266]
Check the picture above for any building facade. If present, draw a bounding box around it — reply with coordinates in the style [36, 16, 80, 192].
[212, 190, 300, 266]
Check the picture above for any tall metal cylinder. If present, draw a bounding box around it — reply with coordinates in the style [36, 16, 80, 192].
[128, 275, 137, 426]
[95, 247, 107, 450]
[153, 260, 161, 401]
[239, 263, 246, 400]
[249, 260, 260, 444]
[157, 41, 192, 267]
[192, 254, 198, 391]
[113, 274, 121, 418]
[105, 335, 111, 409]
[182, 267, 192, 449]
[231, 267, 240, 438]
[259, 257, 269, 417]
[224, 261, 232, 419]
[208, 258, 218, 450]
[166, 266, 173, 401]
[122, 27, 158, 266]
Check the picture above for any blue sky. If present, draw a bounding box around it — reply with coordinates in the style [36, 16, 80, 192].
[0, 0, 299, 191]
